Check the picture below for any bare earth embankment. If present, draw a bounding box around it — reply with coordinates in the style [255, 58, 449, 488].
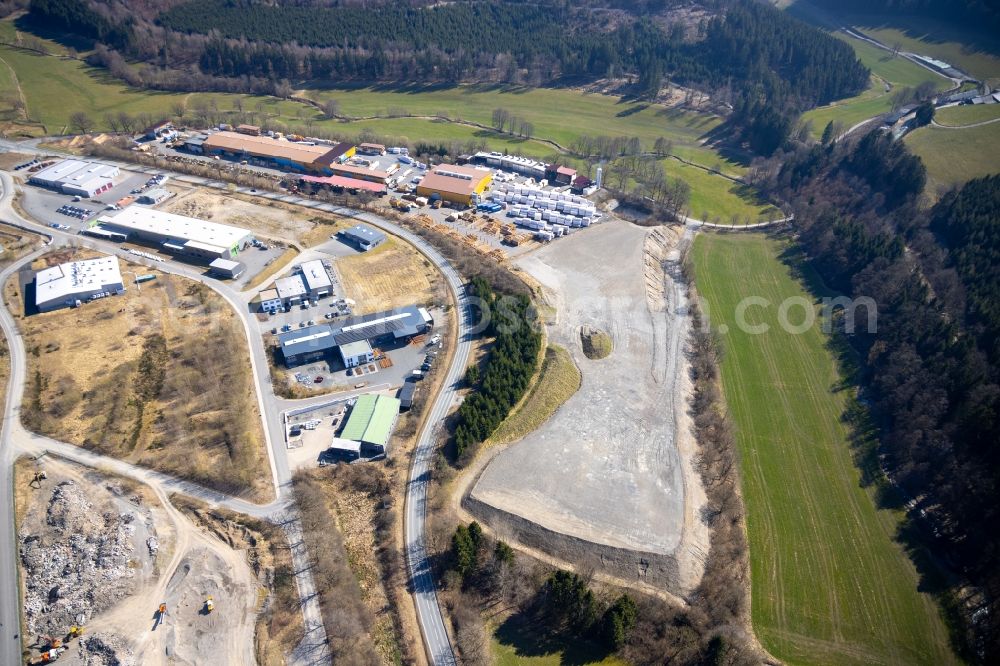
[467, 219, 708, 593]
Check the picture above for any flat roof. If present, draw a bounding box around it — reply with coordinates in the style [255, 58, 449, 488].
[279, 325, 337, 357]
[331, 305, 426, 345]
[341, 394, 400, 447]
[339, 224, 387, 244]
[209, 257, 242, 270]
[62, 162, 118, 185]
[35, 255, 123, 306]
[101, 207, 251, 251]
[340, 339, 373, 357]
[300, 259, 332, 292]
[300, 174, 387, 193]
[419, 164, 492, 197]
[202, 131, 336, 165]
[259, 288, 279, 301]
[275, 275, 307, 299]
[313, 142, 357, 167]
[328, 163, 389, 180]
[328, 437, 361, 454]
[140, 187, 170, 201]
[29, 159, 91, 184]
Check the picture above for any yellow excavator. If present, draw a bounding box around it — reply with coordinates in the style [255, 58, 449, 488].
[204, 596, 214, 614]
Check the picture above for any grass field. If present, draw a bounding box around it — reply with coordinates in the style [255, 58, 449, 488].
[335, 238, 441, 314]
[906, 121, 1000, 194]
[933, 104, 1000, 127]
[0, 16, 770, 221]
[692, 234, 958, 666]
[849, 18, 1000, 84]
[486, 345, 580, 447]
[802, 32, 948, 138]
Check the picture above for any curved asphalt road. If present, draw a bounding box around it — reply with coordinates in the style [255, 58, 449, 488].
[0, 148, 466, 665]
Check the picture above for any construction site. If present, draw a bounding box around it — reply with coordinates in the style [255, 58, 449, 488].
[466, 221, 709, 594]
[15, 456, 264, 666]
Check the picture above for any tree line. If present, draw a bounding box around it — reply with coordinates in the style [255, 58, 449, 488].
[30, 0, 869, 157]
[762, 134, 1000, 662]
[452, 276, 541, 464]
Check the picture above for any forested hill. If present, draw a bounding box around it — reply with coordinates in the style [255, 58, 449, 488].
[766, 141, 1000, 661]
[28, 0, 868, 155]
[808, 0, 1000, 32]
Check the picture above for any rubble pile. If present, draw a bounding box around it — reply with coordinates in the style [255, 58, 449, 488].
[76, 632, 136, 666]
[20, 481, 139, 635]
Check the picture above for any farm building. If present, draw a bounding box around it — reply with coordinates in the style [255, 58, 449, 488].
[357, 142, 386, 156]
[340, 339, 374, 368]
[209, 258, 246, 279]
[340, 393, 401, 456]
[94, 207, 254, 261]
[34, 255, 125, 312]
[144, 120, 173, 140]
[200, 132, 355, 173]
[417, 164, 493, 206]
[338, 224, 386, 251]
[545, 164, 578, 186]
[29, 160, 120, 198]
[137, 188, 172, 205]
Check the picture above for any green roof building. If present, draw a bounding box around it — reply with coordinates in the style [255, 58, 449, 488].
[340, 394, 401, 454]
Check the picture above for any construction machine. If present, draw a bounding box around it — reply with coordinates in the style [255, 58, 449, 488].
[66, 626, 84, 641]
[29, 646, 66, 664]
[204, 596, 214, 614]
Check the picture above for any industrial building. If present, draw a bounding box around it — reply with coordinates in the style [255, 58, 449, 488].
[277, 305, 432, 366]
[200, 131, 356, 173]
[236, 124, 261, 136]
[472, 152, 546, 180]
[258, 288, 282, 313]
[398, 379, 417, 410]
[138, 188, 172, 205]
[94, 207, 254, 261]
[208, 258, 246, 279]
[416, 164, 493, 206]
[34, 255, 125, 312]
[300, 259, 333, 298]
[340, 339, 374, 368]
[274, 275, 308, 306]
[266, 260, 334, 308]
[29, 160, 120, 198]
[278, 324, 336, 366]
[327, 162, 390, 184]
[338, 224, 386, 251]
[357, 142, 386, 156]
[299, 174, 387, 195]
[340, 393, 401, 455]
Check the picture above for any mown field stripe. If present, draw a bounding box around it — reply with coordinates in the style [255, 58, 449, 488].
[692, 233, 957, 666]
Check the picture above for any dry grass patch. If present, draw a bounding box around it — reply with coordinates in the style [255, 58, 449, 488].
[580, 326, 613, 360]
[11, 252, 273, 502]
[336, 238, 441, 313]
[486, 345, 580, 447]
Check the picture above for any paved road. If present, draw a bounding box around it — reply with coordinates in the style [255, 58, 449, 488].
[0, 144, 463, 663]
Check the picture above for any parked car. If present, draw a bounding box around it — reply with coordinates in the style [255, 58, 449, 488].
[313, 376, 324, 383]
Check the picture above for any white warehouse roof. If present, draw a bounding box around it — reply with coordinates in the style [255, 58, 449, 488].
[35, 255, 123, 309]
[101, 207, 252, 254]
[300, 259, 332, 292]
[275, 275, 307, 300]
[29, 159, 90, 186]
